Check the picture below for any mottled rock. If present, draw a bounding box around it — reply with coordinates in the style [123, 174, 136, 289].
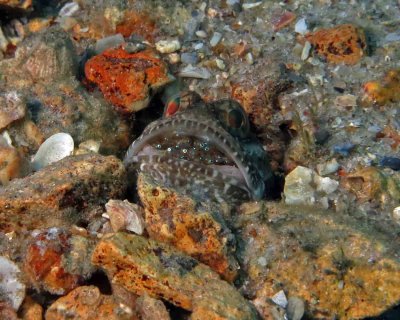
[363, 68, 400, 105]
[45, 286, 137, 320]
[92, 233, 259, 319]
[0, 154, 127, 233]
[0, 92, 25, 130]
[0, 301, 18, 320]
[305, 24, 366, 65]
[237, 202, 400, 319]
[85, 46, 171, 113]
[24, 228, 95, 295]
[137, 172, 239, 282]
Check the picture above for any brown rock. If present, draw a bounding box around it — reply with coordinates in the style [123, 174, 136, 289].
[45, 286, 138, 320]
[0, 154, 127, 233]
[137, 172, 239, 282]
[237, 202, 400, 319]
[0, 301, 18, 320]
[363, 68, 400, 105]
[85, 46, 171, 113]
[92, 233, 259, 319]
[304, 24, 366, 65]
[0, 145, 21, 185]
[135, 295, 170, 320]
[20, 296, 43, 320]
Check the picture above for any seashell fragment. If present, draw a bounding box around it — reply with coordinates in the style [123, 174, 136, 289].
[179, 64, 211, 79]
[0, 256, 26, 310]
[32, 133, 74, 171]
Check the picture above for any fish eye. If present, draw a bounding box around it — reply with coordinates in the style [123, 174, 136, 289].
[209, 100, 250, 138]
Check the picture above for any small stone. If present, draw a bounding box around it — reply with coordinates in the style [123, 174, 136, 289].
[0, 92, 26, 130]
[332, 142, 355, 156]
[195, 30, 207, 38]
[181, 52, 198, 65]
[301, 41, 311, 60]
[155, 39, 181, 53]
[58, 2, 80, 17]
[284, 166, 315, 205]
[294, 18, 308, 34]
[392, 207, 400, 223]
[379, 156, 400, 171]
[271, 290, 288, 308]
[286, 297, 305, 320]
[363, 69, 400, 105]
[242, 1, 262, 9]
[334, 94, 357, 108]
[210, 32, 222, 47]
[179, 64, 211, 79]
[316, 158, 340, 176]
[0, 256, 25, 310]
[135, 295, 170, 320]
[215, 58, 226, 70]
[95, 34, 125, 54]
[76, 139, 101, 155]
[272, 11, 296, 31]
[314, 175, 339, 195]
[104, 199, 145, 234]
[168, 53, 180, 64]
[245, 52, 254, 65]
[19, 296, 43, 320]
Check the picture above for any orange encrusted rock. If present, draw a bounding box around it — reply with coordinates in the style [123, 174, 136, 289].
[137, 172, 239, 282]
[363, 69, 400, 105]
[305, 24, 366, 65]
[92, 233, 259, 319]
[85, 46, 171, 113]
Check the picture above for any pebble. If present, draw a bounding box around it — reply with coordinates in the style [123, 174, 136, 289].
[317, 158, 340, 176]
[242, 1, 263, 9]
[179, 64, 211, 79]
[155, 39, 181, 53]
[286, 297, 305, 320]
[125, 42, 146, 53]
[245, 52, 254, 65]
[332, 142, 355, 156]
[168, 53, 180, 64]
[95, 34, 124, 54]
[195, 30, 207, 38]
[379, 156, 400, 171]
[0, 27, 8, 52]
[215, 58, 226, 70]
[0, 145, 21, 185]
[58, 2, 80, 17]
[393, 206, 400, 223]
[0, 256, 26, 310]
[301, 41, 312, 60]
[104, 199, 145, 234]
[334, 94, 357, 108]
[210, 32, 222, 47]
[271, 290, 288, 308]
[295, 18, 308, 34]
[181, 52, 198, 65]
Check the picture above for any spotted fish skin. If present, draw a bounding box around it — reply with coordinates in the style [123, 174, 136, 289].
[124, 96, 271, 203]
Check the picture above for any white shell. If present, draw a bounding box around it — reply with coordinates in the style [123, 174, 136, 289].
[32, 133, 74, 171]
[0, 256, 26, 310]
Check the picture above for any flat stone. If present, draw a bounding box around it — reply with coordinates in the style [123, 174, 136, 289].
[0, 92, 25, 130]
[92, 232, 259, 320]
[0, 154, 127, 233]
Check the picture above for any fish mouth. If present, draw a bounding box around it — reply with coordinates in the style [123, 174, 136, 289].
[124, 110, 266, 202]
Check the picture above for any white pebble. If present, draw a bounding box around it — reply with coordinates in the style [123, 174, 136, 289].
[245, 52, 254, 65]
[295, 18, 308, 34]
[210, 32, 222, 47]
[155, 39, 181, 53]
[179, 65, 211, 79]
[393, 206, 400, 223]
[95, 34, 124, 54]
[0, 256, 25, 310]
[195, 30, 207, 38]
[301, 41, 312, 60]
[271, 290, 288, 308]
[59, 2, 80, 17]
[242, 1, 263, 9]
[215, 58, 226, 70]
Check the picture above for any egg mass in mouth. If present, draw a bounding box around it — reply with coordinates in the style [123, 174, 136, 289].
[124, 96, 271, 203]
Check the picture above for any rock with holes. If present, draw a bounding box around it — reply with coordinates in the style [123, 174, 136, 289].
[92, 232, 259, 319]
[85, 45, 171, 113]
[236, 201, 400, 319]
[0, 154, 127, 233]
[137, 172, 239, 282]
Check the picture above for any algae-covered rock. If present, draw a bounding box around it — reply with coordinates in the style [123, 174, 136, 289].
[237, 201, 400, 319]
[92, 232, 259, 320]
[0, 154, 127, 233]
